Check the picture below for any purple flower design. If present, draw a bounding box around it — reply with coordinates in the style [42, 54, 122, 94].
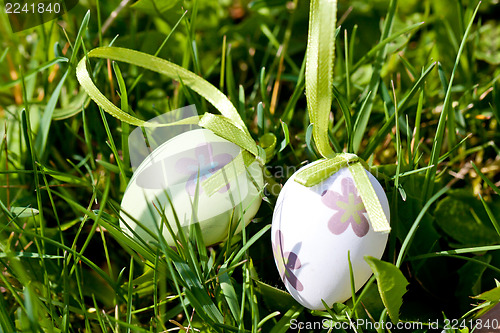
[272, 230, 304, 292]
[175, 143, 232, 196]
[321, 177, 369, 238]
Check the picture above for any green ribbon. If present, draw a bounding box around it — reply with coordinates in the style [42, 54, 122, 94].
[305, 0, 336, 159]
[76, 47, 265, 196]
[296, 0, 391, 233]
[294, 153, 359, 187]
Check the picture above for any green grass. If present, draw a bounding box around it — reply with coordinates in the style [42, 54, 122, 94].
[1, 0, 500, 332]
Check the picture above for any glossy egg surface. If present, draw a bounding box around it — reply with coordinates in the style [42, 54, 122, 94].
[272, 163, 390, 310]
[120, 129, 264, 246]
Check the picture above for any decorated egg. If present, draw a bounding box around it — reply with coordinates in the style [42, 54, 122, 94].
[271, 162, 390, 310]
[120, 128, 264, 247]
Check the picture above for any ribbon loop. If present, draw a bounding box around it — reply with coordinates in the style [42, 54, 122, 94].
[76, 47, 266, 198]
[198, 113, 260, 162]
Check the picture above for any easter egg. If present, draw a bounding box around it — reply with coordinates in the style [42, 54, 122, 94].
[120, 128, 264, 247]
[271, 162, 390, 310]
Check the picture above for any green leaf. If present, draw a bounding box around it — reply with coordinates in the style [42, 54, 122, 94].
[34, 70, 69, 156]
[260, 133, 277, 163]
[305, 123, 317, 158]
[279, 120, 290, 152]
[365, 256, 408, 323]
[219, 263, 241, 322]
[254, 280, 298, 312]
[131, 0, 181, 16]
[456, 256, 491, 302]
[473, 286, 500, 302]
[476, 21, 500, 65]
[52, 90, 90, 120]
[434, 194, 499, 246]
[10, 207, 39, 218]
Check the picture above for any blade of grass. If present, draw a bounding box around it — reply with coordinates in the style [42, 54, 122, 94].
[361, 61, 436, 159]
[423, 2, 481, 201]
[472, 162, 500, 195]
[129, 11, 188, 93]
[269, 306, 303, 333]
[35, 10, 90, 157]
[411, 88, 424, 165]
[0, 48, 8, 63]
[408, 253, 500, 275]
[19, 65, 52, 304]
[347, 251, 358, 319]
[99, 106, 128, 186]
[411, 244, 500, 257]
[230, 224, 271, 267]
[226, 44, 238, 106]
[0, 285, 16, 332]
[220, 35, 227, 91]
[332, 84, 353, 149]
[280, 57, 306, 125]
[0, 57, 69, 89]
[351, 21, 424, 74]
[344, 29, 351, 103]
[392, 81, 403, 190]
[126, 256, 134, 333]
[352, 0, 398, 152]
[259, 67, 270, 114]
[238, 85, 246, 122]
[395, 186, 449, 268]
[219, 262, 241, 323]
[478, 194, 500, 237]
[112, 61, 130, 190]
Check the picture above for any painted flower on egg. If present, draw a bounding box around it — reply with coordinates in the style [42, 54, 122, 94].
[175, 142, 232, 196]
[321, 177, 369, 237]
[272, 230, 304, 291]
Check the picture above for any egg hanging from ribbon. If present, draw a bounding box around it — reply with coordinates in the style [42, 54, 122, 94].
[120, 128, 264, 247]
[271, 162, 390, 310]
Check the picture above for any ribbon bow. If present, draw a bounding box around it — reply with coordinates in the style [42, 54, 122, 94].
[295, 0, 391, 234]
[76, 47, 266, 196]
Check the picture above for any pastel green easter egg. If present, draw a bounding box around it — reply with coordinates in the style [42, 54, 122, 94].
[120, 129, 264, 246]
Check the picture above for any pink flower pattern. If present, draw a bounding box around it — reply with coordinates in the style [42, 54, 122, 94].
[175, 143, 232, 196]
[272, 230, 304, 291]
[321, 177, 369, 237]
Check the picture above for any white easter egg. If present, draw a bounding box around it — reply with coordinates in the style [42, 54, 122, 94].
[120, 128, 264, 246]
[271, 162, 390, 310]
